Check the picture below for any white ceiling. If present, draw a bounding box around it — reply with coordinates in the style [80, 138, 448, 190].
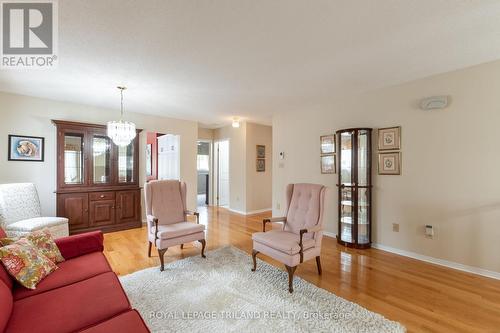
[1, 0, 500, 128]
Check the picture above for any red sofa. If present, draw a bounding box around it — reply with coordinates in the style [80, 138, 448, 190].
[0, 228, 150, 333]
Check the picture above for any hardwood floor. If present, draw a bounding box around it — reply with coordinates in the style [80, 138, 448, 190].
[103, 206, 500, 333]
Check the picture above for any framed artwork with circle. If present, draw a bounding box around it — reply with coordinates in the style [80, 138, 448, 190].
[378, 152, 401, 175]
[377, 126, 401, 150]
[8, 135, 45, 162]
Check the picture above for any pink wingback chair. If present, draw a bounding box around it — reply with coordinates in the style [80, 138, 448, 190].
[144, 180, 206, 271]
[252, 183, 328, 293]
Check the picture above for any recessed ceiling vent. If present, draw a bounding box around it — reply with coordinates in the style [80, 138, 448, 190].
[420, 96, 449, 110]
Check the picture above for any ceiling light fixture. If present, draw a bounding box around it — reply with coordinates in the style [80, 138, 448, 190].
[107, 86, 136, 146]
[232, 118, 240, 128]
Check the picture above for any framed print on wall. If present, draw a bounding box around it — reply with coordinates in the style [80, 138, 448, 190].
[320, 134, 335, 155]
[320, 154, 336, 174]
[256, 158, 265, 172]
[8, 135, 45, 162]
[256, 145, 266, 158]
[378, 152, 401, 175]
[378, 126, 401, 150]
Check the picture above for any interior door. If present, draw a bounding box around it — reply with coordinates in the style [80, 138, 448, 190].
[157, 134, 180, 180]
[216, 140, 229, 207]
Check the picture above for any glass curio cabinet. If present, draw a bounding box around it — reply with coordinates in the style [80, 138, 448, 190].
[337, 128, 372, 249]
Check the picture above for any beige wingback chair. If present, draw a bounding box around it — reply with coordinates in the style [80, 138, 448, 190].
[252, 183, 328, 293]
[144, 180, 206, 271]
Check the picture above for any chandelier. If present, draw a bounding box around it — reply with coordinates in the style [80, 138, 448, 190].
[107, 86, 136, 146]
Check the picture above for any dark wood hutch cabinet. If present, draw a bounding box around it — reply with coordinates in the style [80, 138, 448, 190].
[336, 128, 373, 249]
[53, 120, 142, 234]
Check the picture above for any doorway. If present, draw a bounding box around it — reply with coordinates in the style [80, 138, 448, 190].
[197, 141, 211, 207]
[157, 134, 180, 180]
[214, 139, 229, 207]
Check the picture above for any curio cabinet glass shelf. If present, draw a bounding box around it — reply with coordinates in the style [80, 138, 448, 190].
[336, 128, 372, 249]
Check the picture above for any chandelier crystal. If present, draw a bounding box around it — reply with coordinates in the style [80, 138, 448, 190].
[107, 86, 136, 146]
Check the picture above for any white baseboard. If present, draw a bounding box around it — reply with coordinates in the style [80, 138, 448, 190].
[322, 232, 499, 280]
[227, 208, 272, 216]
[372, 243, 500, 280]
[323, 231, 337, 238]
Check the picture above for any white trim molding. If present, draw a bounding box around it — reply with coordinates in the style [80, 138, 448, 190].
[322, 233, 500, 280]
[323, 231, 337, 238]
[372, 243, 500, 281]
[228, 208, 272, 216]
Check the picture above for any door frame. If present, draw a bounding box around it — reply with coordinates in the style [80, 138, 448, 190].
[214, 139, 230, 207]
[197, 139, 214, 206]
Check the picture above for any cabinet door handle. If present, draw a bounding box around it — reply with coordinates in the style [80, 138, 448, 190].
[100, 195, 105, 198]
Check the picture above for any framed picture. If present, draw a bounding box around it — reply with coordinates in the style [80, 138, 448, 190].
[256, 158, 265, 172]
[378, 126, 401, 150]
[256, 145, 266, 158]
[378, 152, 401, 175]
[320, 154, 336, 174]
[145, 144, 152, 177]
[8, 135, 45, 162]
[320, 134, 335, 154]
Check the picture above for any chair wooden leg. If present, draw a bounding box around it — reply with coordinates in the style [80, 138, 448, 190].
[316, 256, 322, 275]
[180, 244, 184, 249]
[198, 239, 206, 258]
[251, 250, 259, 271]
[285, 265, 297, 293]
[158, 248, 168, 271]
[148, 241, 152, 257]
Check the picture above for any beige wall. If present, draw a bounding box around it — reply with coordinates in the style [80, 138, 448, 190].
[0, 92, 198, 217]
[246, 123, 272, 212]
[214, 122, 272, 214]
[198, 127, 214, 140]
[273, 60, 500, 273]
[214, 123, 247, 212]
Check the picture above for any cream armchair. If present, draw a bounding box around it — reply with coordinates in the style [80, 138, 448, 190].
[144, 180, 206, 271]
[0, 183, 69, 239]
[251, 183, 328, 293]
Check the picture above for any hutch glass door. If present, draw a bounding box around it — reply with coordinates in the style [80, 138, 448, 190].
[92, 134, 112, 185]
[64, 133, 85, 185]
[337, 128, 372, 248]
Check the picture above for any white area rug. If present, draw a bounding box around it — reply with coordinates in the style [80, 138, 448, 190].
[120, 246, 405, 333]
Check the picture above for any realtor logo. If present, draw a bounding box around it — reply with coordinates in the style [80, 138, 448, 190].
[1, 0, 58, 69]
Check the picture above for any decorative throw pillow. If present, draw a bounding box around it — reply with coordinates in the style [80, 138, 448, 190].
[0, 229, 64, 264]
[0, 238, 57, 289]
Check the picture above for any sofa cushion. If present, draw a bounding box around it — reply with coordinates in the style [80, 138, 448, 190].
[0, 281, 13, 333]
[55, 231, 104, 260]
[13, 251, 112, 300]
[252, 230, 315, 255]
[1, 229, 65, 264]
[152, 222, 205, 240]
[0, 228, 13, 289]
[0, 261, 13, 289]
[6, 217, 68, 233]
[6, 272, 131, 333]
[0, 238, 57, 289]
[78, 310, 149, 333]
